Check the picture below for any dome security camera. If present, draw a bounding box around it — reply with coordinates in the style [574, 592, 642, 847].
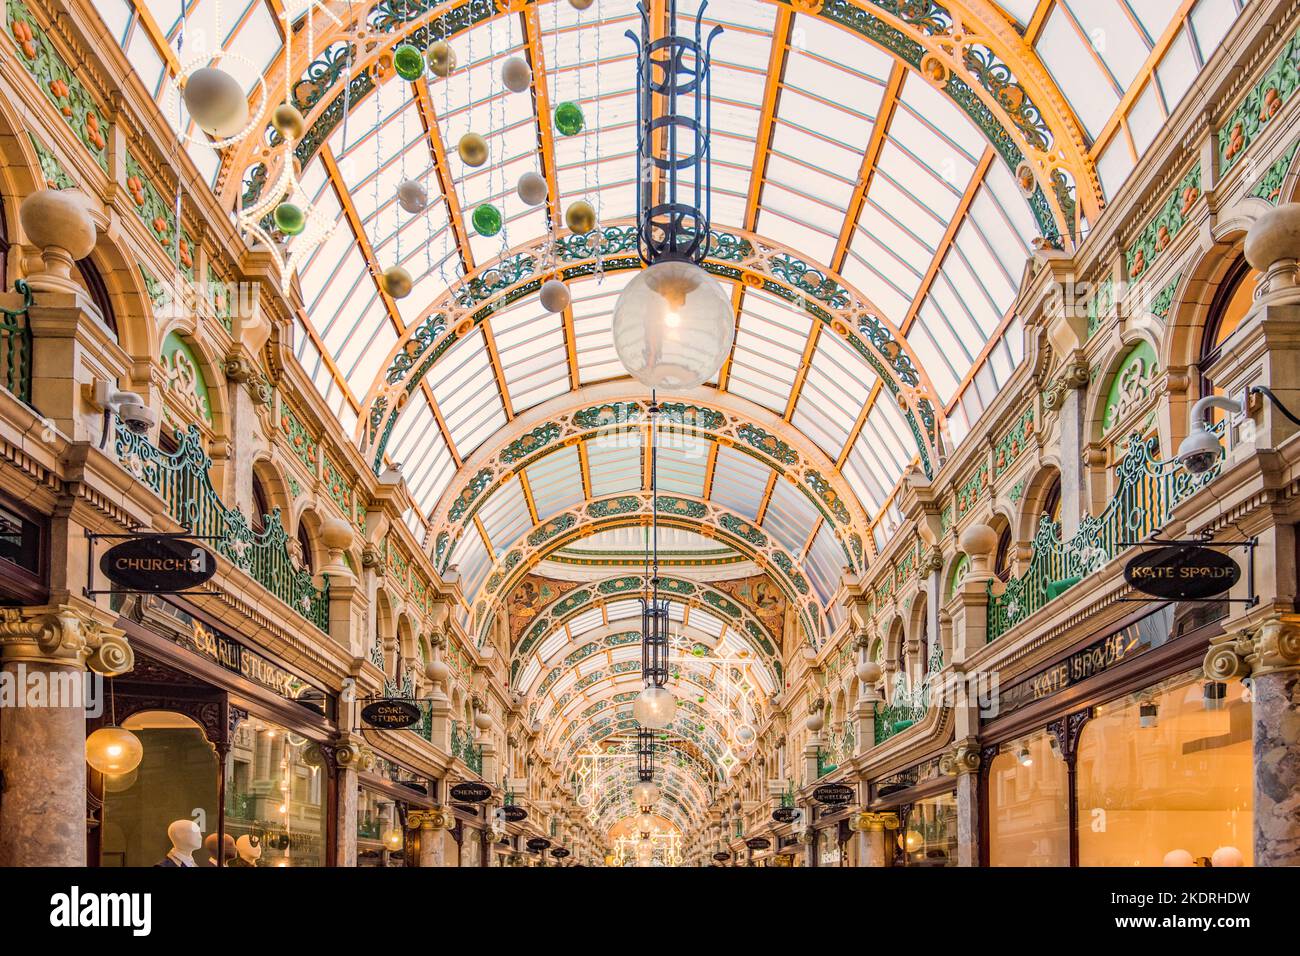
[1178, 395, 1243, 475]
[112, 391, 156, 435]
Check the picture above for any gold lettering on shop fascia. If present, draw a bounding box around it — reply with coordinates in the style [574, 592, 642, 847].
[189, 620, 303, 698]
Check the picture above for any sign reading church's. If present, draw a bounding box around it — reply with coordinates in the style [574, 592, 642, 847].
[1124, 545, 1239, 601]
[361, 699, 422, 730]
[100, 536, 216, 592]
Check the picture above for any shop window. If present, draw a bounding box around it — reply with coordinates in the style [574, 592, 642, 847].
[224, 717, 327, 867]
[1041, 473, 1062, 524]
[901, 793, 958, 866]
[100, 711, 219, 866]
[987, 728, 1070, 866]
[1075, 670, 1252, 866]
[297, 522, 313, 574]
[0, 498, 41, 578]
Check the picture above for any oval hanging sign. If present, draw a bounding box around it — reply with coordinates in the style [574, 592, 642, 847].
[813, 783, 854, 806]
[502, 805, 528, 823]
[449, 782, 492, 803]
[550, 847, 570, 859]
[100, 536, 216, 592]
[526, 836, 551, 852]
[771, 807, 797, 824]
[360, 699, 421, 730]
[1124, 545, 1240, 601]
[745, 837, 772, 851]
[712, 851, 731, 862]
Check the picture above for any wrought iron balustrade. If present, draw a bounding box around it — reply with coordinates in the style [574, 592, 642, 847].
[0, 280, 32, 405]
[114, 421, 329, 632]
[987, 427, 1226, 642]
[451, 719, 483, 774]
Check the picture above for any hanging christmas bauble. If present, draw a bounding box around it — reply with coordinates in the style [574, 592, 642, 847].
[554, 101, 585, 136]
[458, 132, 489, 167]
[381, 265, 414, 299]
[393, 44, 425, 81]
[271, 103, 306, 142]
[273, 202, 306, 236]
[565, 199, 596, 234]
[472, 203, 502, 237]
[184, 67, 249, 138]
[569, 0, 596, 9]
[539, 279, 571, 313]
[516, 171, 548, 206]
[502, 56, 532, 93]
[397, 179, 428, 214]
[427, 40, 457, 77]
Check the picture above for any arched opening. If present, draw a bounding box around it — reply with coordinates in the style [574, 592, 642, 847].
[251, 471, 272, 533]
[73, 254, 117, 337]
[993, 522, 1014, 584]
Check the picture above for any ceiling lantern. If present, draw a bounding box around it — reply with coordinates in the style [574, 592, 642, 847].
[612, 1, 730, 390]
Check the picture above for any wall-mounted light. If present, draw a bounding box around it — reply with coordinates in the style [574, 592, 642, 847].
[1017, 744, 1033, 767]
[1139, 701, 1159, 728]
[1203, 681, 1227, 711]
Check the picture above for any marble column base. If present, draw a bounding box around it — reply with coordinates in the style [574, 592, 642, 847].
[1254, 669, 1300, 865]
[0, 662, 88, 866]
[956, 772, 980, 867]
[335, 766, 358, 867]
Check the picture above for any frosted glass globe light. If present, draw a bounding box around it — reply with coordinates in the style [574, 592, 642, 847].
[633, 684, 677, 729]
[85, 726, 144, 776]
[613, 261, 734, 389]
[632, 780, 659, 805]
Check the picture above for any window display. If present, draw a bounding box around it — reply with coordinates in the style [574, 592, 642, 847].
[987, 728, 1070, 867]
[901, 793, 958, 866]
[224, 717, 327, 867]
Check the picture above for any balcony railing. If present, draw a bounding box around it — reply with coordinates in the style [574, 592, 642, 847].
[987, 427, 1225, 642]
[451, 720, 483, 774]
[115, 421, 329, 632]
[0, 280, 32, 405]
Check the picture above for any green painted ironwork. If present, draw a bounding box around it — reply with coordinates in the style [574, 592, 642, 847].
[987, 425, 1226, 642]
[0, 280, 33, 404]
[451, 720, 483, 774]
[114, 422, 329, 632]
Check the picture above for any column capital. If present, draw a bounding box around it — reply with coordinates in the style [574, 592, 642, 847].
[849, 810, 898, 832]
[0, 602, 131, 673]
[1204, 614, 1300, 681]
[942, 736, 982, 776]
[407, 807, 456, 830]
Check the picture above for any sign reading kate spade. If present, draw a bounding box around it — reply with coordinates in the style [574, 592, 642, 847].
[100, 536, 215, 592]
[1124, 545, 1239, 600]
[771, 807, 797, 824]
[745, 837, 771, 851]
[502, 805, 528, 823]
[812, 783, 854, 806]
[360, 699, 421, 730]
[449, 782, 492, 803]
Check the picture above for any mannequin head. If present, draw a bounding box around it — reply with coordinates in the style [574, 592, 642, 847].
[167, 819, 202, 854]
[235, 834, 263, 863]
[203, 832, 237, 864]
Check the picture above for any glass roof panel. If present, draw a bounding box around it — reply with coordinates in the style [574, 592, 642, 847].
[763, 477, 819, 557]
[709, 447, 771, 522]
[426, 329, 508, 458]
[588, 434, 643, 497]
[792, 330, 876, 460]
[526, 446, 585, 520]
[477, 476, 531, 552]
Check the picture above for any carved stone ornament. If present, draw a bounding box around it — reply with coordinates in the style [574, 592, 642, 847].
[1042, 357, 1090, 412]
[407, 807, 455, 830]
[943, 737, 982, 776]
[361, 544, 382, 569]
[1203, 632, 1255, 682]
[849, 811, 899, 832]
[0, 604, 132, 675]
[1208, 617, 1300, 680]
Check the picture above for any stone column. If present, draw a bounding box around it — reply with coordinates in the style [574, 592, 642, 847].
[951, 523, 997, 662]
[947, 737, 983, 867]
[849, 811, 897, 867]
[1205, 615, 1300, 865]
[408, 808, 455, 867]
[0, 602, 132, 867]
[330, 736, 370, 868]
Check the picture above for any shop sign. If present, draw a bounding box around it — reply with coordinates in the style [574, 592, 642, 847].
[745, 837, 771, 851]
[360, 698, 421, 730]
[502, 805, 528, 823]
[526, 837, 551, 852]
[1124, 546, 1239, 600]
[812, 783, 854, 806]
[173, 613, 327, 706]
[712, 851, 731, 862]
[449, 782, 492, 803]
[771, 807, 797, 823]
[100, 536, 216, 592]
[993, 605, 1173, 721]
[550, 847, 570, 859]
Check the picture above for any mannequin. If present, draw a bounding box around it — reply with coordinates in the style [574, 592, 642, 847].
[230, 835, 262, 868]
[156, 820, 202, 867]
[203, 833, 237, 866]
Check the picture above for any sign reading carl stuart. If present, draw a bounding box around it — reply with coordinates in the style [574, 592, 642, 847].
[1124, 545, 1239, 601]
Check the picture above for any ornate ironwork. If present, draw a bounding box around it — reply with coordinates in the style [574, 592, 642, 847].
[0, 280, 33, 404]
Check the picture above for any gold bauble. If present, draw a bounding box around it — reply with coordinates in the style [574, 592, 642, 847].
[272, 103, 306, 141]
[569, 0, 596, 8]
[381, 265, 413, 299]
[565, 200, 596, 234]
[458, 132, 488, 167]
[427, 40, 457, 77]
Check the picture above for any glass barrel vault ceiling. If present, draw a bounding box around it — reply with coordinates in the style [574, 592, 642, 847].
[99, 0, 1251, 617]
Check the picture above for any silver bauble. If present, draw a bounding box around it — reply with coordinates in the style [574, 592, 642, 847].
[540, 279, 571, 313]
[502, 56, 532, 93]
[183, 67, 248, 138]
[397, 179, 428, 214]
[516, 171, 548, 206]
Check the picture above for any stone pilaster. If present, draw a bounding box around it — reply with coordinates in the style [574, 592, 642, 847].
[946, 737, 982, 867]
[0, 602, 131, 867]
[849, 811, 898, 867]
[330, 736, 371, 868]
[1203, 614, 1300, 866]
[408, 807, 455, 867]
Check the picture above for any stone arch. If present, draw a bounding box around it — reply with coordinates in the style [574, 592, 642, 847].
[250, 452, 293, 519]
[374, 587, 397, 675]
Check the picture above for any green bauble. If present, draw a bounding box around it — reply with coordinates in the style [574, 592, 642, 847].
[393, 44, 424, 81]
[472, 203, 502, 237]
[273, 202, 305, 236]
[554, 101, 585, 136]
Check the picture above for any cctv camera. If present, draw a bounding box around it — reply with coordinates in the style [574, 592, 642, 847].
[114, 394, 156, 435]
[1177, 428, 1222, 475]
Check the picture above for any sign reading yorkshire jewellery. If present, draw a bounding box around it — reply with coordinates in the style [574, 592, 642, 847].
[812, 783, 854, 806]
[100, 536, 215, 592]
[1124, 545, 1240, 601]
[502, 805, 528, 823]
[360, 699, 421, 730]
[771, 807, 797, 823]
[745, 837, 771, 850]
[449, 782, 492, 803]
